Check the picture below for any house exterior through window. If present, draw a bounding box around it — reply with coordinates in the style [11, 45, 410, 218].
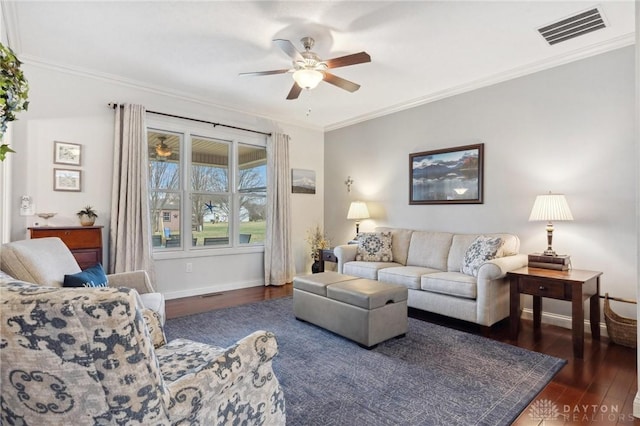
[147, 123, 266, 251]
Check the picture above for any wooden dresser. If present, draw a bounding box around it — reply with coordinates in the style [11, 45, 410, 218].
[29, 226, 103, 270]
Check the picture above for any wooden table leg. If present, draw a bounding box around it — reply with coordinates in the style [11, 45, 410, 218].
[533, 295, 542, 331]
[572, 287, 584, 358]
[590, 277, 601, 340]
[509, 276, 520, 340]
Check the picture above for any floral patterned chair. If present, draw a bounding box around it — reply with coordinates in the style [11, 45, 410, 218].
[0, 281, 286, 425]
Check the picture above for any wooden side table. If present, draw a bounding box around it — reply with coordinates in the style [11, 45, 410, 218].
[508, 267, 602, 358]
[316, 248, 337, 273]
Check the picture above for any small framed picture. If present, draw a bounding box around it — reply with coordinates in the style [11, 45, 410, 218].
[291, 169, 316, 194]
[53, 168, 81, 192]
[54, 141, 81, 166]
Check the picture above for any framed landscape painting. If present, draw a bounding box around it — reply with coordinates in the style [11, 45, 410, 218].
[53, 168, 81, 192]
[54, 141, 81, 166]
[291, 169, 316, 194]
[409, 143, 484, 204]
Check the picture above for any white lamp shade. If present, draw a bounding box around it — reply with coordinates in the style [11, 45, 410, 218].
[347, 201, 370, 220]
[293, 69, 323, 90]
[528, 193, 574, 221]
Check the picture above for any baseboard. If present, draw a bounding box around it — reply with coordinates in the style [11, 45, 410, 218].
[634, 392, 640, 419]
[521, 308, 609, 337]
[164, 279, 264, 300]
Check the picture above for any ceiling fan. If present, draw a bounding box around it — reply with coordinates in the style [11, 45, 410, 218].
[240, 37, 371, 100]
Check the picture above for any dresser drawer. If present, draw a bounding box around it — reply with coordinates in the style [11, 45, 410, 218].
[29, 226, 103, 270]
[73, 249, 101, 269]
[518, 278, 567, 299]
[30, 227, 102, 249]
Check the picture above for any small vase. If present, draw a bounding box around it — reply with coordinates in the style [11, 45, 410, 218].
[311, 260, 322, 274]
[79, 215, 96, 226]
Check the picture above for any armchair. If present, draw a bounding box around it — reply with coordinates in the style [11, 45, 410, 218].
[0, 237, 165, 324]
[0, 281, 286, 425]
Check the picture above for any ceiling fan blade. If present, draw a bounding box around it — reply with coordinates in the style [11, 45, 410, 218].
[324, 52, 371, 69]
[273, 39, 304, 62]
[323, 72, 360, 92]
[239, 69, 290, 77]
[286, 83, 302, 100]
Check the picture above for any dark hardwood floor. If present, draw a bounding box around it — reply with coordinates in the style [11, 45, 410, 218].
[166, 284, 639, 425]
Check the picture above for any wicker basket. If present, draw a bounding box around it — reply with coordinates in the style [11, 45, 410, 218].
[604, 293, 637, 348]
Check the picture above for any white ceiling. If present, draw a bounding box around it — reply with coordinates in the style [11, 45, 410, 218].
[3, 1, 635, 131]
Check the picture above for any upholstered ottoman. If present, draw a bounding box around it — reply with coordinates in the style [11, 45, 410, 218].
[293, 271, 408, 348]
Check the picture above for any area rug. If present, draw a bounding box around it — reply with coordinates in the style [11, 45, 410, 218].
[164, 297, 566, 426]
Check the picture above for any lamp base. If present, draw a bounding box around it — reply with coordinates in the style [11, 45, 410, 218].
[543, 249, 557, 256]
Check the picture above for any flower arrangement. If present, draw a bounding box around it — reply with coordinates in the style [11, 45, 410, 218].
[305, 225, 330, 260]
[0, 42, 29, 160]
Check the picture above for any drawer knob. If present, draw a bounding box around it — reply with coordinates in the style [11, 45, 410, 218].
[539, 286, 545, 291]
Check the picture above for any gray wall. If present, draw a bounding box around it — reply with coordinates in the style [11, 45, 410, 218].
[325, 46, 636, 321]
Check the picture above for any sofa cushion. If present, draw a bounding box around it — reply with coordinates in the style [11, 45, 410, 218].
[343, 261, 400, 280]
[376, 227, 413, 266]
[63, 263, 109, 287]
[460, 236, 504, 277]
[406, 231, 453, 271]
[378, 266, 441, 290]
[421, 272, 477, 299]
[356, 232, 393, 262]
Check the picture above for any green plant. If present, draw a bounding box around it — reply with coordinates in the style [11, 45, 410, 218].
[0, 42, 29, 159]
[0, 143, 15, 161]
[77, 206, 98, 219]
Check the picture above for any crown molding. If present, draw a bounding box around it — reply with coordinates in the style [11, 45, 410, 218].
[20, 55, 324, 133]
[325, 32, 635, 132]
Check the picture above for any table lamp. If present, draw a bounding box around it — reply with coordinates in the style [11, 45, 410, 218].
[347, 201, 370, 237]
[528, 192, 573, 256]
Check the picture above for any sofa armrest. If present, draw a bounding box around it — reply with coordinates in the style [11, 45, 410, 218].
[477, 254, 528, 281]
[334, 244, 358, 273]
[108, 270, 154, 294]
[165, 330, 285, 424]
[475, 254, 528, 326]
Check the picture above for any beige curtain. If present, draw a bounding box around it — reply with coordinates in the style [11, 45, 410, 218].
[264, 132, 295, 286]
[109, 104, 156, 286]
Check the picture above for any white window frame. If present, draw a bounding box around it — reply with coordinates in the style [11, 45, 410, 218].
[148, 117, 266, 259]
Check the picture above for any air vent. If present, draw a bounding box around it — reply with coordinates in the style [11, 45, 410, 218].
[538, 7, 606, 45]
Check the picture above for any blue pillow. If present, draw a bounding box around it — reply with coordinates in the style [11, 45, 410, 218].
[63, 263, 108, 288]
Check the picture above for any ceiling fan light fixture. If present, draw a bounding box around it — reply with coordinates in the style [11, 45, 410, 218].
[293, 69, 323, 90]
[155, 136, 172, 157]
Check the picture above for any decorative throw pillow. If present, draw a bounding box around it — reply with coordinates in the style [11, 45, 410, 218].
[63, 263, 109, 288]
[141, 308, 166, 348]
[461, 236, 504, 277]
[356, 232, 393, 262]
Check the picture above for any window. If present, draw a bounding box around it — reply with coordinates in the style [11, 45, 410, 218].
[148, 125, 266, 251]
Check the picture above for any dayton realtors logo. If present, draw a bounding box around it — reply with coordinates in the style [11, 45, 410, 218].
[528, 399, 560, 421]
[529, 399, 632, 423]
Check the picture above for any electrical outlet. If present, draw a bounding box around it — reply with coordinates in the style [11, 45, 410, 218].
[185, 263, 193, 273]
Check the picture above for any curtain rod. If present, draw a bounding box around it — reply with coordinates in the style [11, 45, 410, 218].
[107, 103, 271, 137]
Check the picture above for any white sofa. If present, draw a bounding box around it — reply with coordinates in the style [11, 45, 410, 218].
[334, 227, 527, 329]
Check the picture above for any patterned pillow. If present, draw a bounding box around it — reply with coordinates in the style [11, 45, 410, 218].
[461, 236, 504, 277]
[356, 232, 393, 262]
[63, 263, 108, 287]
